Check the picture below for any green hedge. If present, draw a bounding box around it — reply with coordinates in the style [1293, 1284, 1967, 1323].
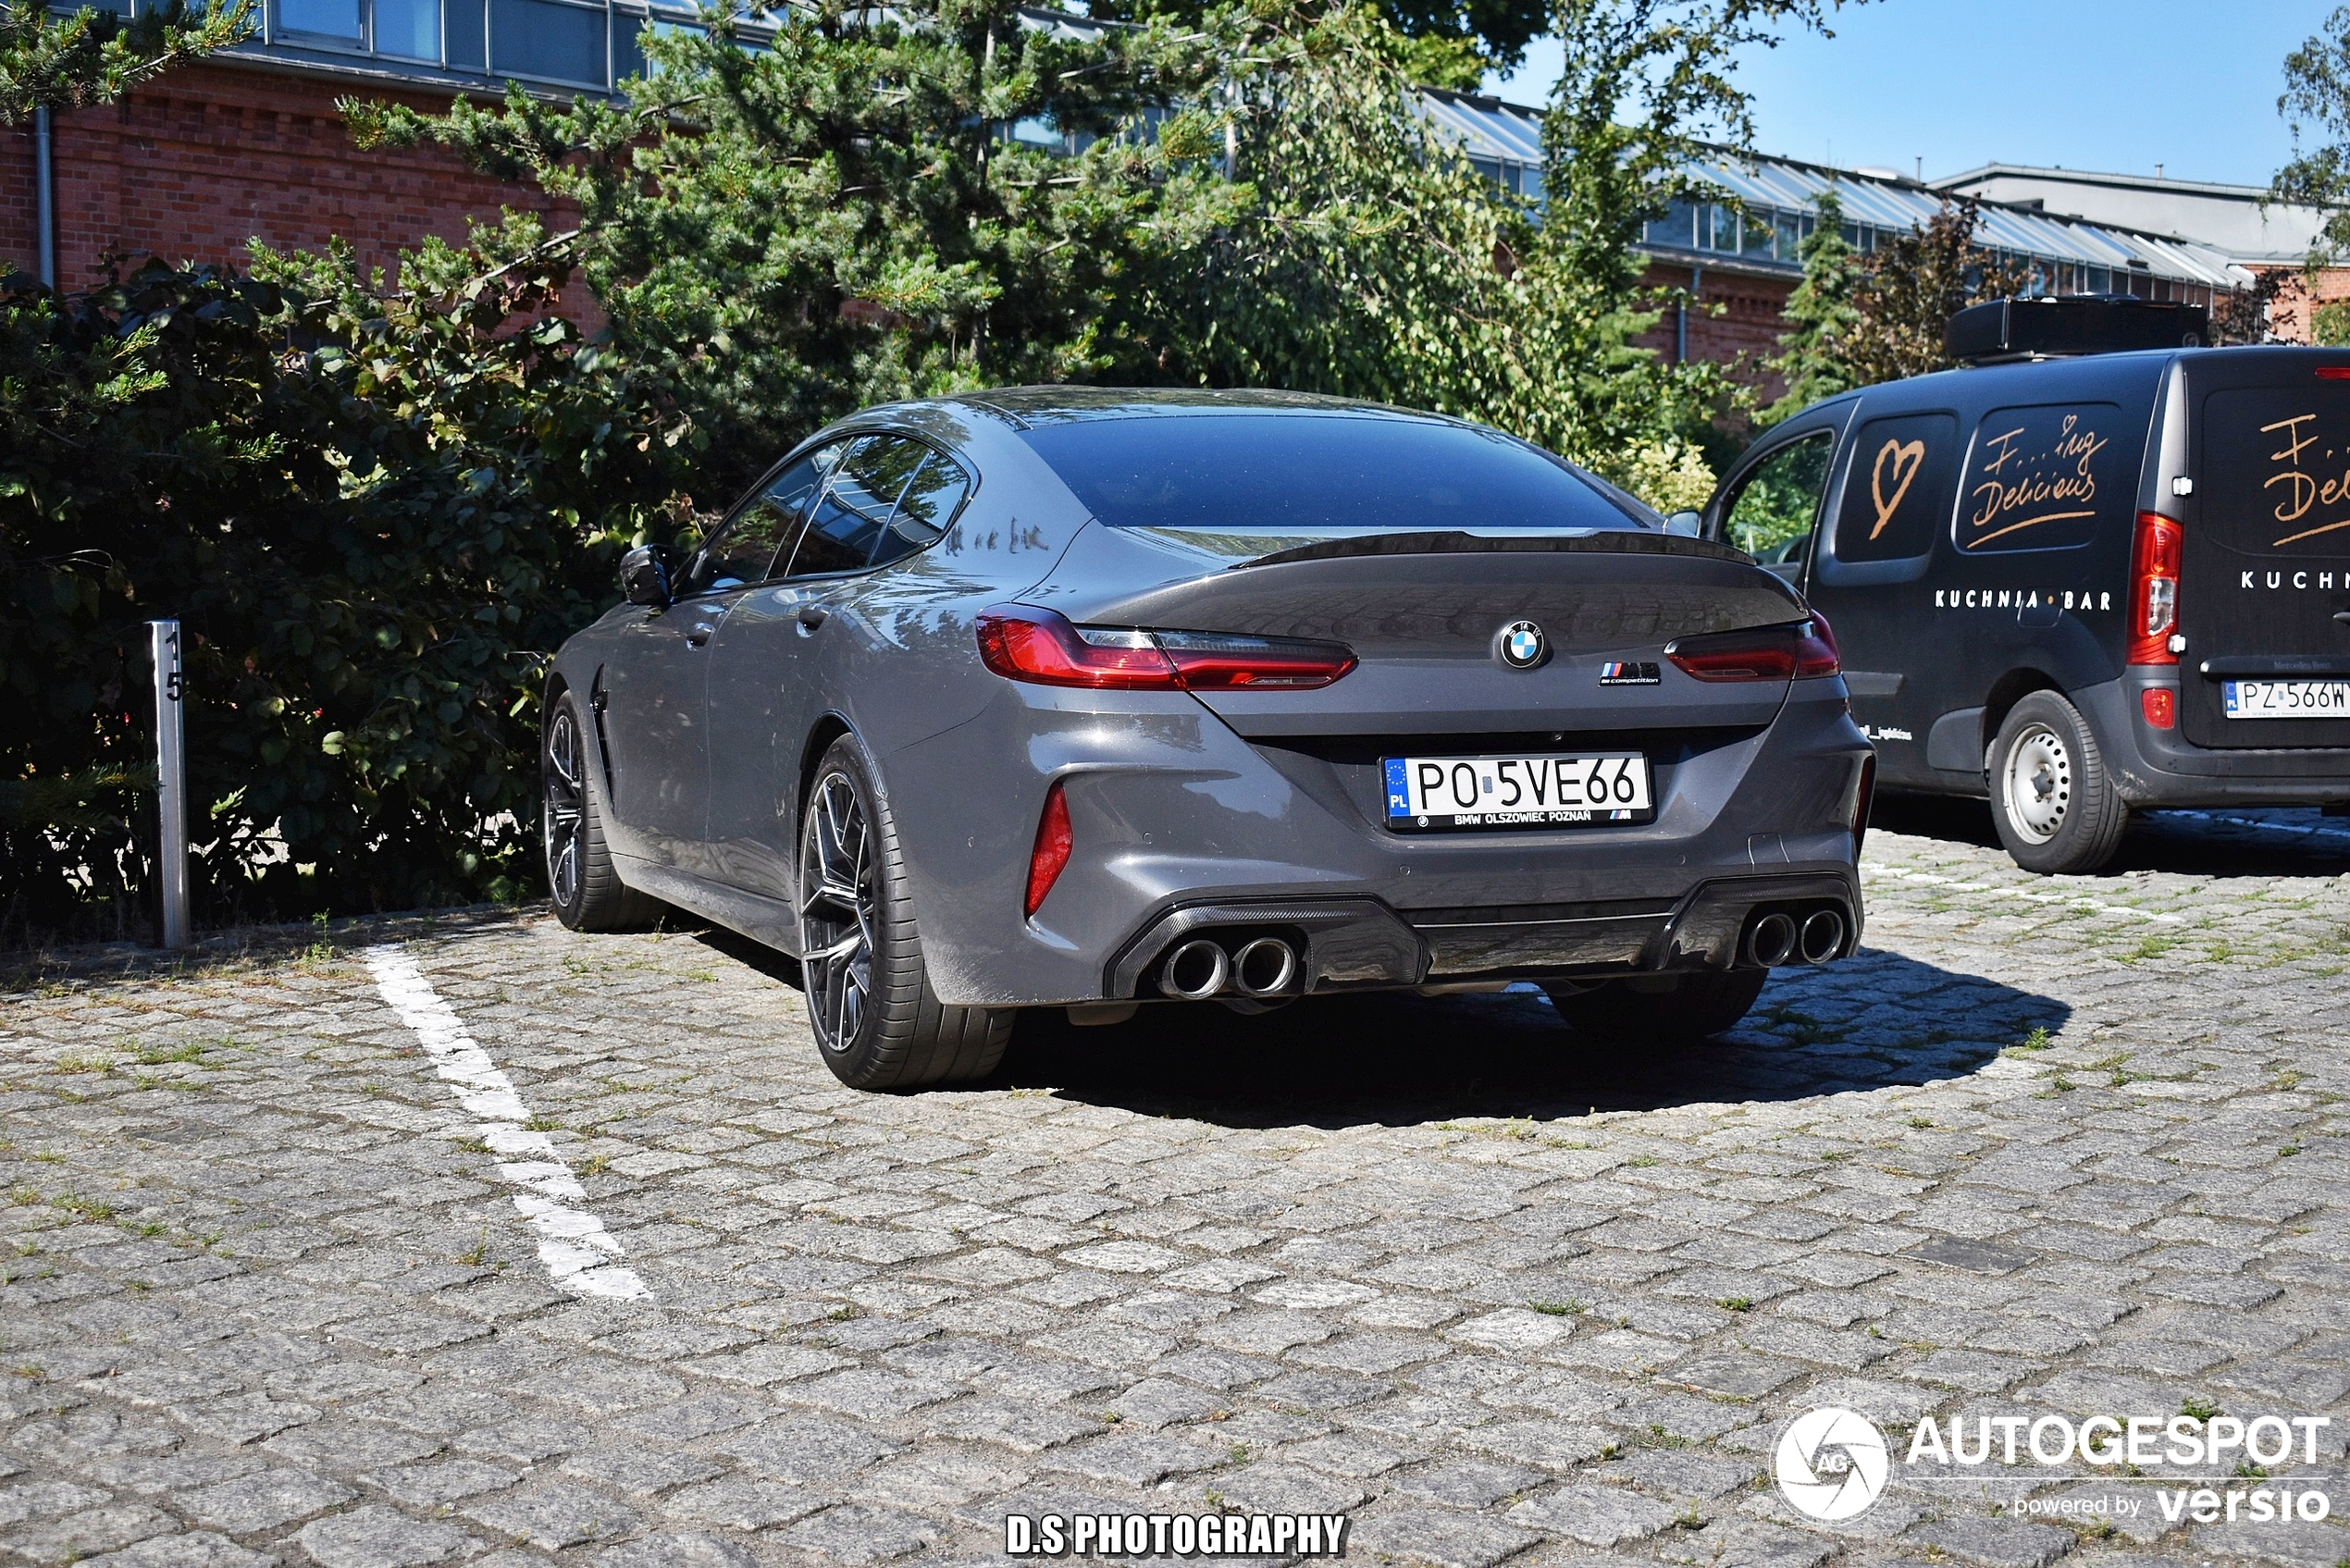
[0, 252, 687, 942]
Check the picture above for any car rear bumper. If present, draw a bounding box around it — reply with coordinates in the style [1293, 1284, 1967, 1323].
[879, 679, 1871, 1006]
[1101, 871, 1861, 1000]
[2093, 675, 2350, 807]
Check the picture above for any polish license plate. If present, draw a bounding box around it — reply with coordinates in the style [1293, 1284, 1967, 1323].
[2221, 679, 2350, 718]
[1383, 753, 1653, 833]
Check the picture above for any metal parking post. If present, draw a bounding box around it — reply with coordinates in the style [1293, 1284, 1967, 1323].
[151, 620, 190, 950]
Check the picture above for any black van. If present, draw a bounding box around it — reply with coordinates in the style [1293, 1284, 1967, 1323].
[1704, 299, 2350, 873]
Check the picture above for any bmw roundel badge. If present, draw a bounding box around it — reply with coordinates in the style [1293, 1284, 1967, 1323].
[1498, 620, 1547, 670]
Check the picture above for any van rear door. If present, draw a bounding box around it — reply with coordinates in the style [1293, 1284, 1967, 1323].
[2183, 352, 2350, 749]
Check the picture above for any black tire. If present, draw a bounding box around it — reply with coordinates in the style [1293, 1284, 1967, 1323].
[1988, 690, 2128, 875]
[798, 737, 1012, 1090]
[1542, 970, 1769, 1042]
[544, 691, 662, 932]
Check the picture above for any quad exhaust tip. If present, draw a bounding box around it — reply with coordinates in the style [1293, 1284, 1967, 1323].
[1232, 937, 1298, 998]
[1746, 910, 1799, 969]
[1158, 939, 1230, 1000]
[1156, 935, 1299, 1000]
[1744, 906, 1848, 969]
[1799, 908, 1847, 966]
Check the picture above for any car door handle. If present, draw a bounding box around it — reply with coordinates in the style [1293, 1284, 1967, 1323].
[686, 622, 716, 647]
[2335, 611, 2350, 626]
[797, 604, 830, 631]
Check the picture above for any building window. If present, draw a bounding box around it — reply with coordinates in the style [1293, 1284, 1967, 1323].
[375, 0, 438, 58]
[1646, 200, 1698, 249]
[277, 0, 362, 41]
[271, 0, 438, 60]
[487, 0, 608, 85]
[1773, 210, 1812, 262]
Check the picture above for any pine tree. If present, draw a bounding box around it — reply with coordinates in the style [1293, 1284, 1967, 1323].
[0, 0, 250, 124]
[1763, 188, 1858, 422]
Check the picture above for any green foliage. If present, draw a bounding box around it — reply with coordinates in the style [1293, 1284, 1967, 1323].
[350, 1, 1242, 504]
[0, 250, 682, 941]
[2277, 6, 2350, 266]
[0, 0, 252, 122]
[1719, 430, 1829, 555]
[1758, 194, 2021, 413]
[1763, 188, 1858, 422]
[368, 0, 1834, 500]
[1089, 0, 1542, 81]
[1156, 0, 1835, 482]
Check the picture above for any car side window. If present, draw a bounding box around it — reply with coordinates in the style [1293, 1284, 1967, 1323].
[870, 450, 973, 569]
[1723, 431, 1835, 563]
[784, 435, 932, 578]
[1956, 401, 2126, 554]
[1832, 413, 1959, 563]
[675, 443, 842, 598]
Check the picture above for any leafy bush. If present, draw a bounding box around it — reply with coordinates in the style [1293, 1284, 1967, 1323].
[0, 248, 684, 942]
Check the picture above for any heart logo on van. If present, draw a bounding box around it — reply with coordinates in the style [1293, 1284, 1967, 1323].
[1870, 438, 1926, 539]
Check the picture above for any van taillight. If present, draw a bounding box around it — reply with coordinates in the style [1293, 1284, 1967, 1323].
[2127, 511, 2182, 666]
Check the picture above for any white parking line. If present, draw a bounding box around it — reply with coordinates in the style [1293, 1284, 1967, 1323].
[364, 945, 650, 1301]
[1861, 865, 2185, 923]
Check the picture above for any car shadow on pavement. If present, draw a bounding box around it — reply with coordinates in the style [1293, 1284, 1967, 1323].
[993, 950, 2066, 1130]
[1873, 792, 2350, 879]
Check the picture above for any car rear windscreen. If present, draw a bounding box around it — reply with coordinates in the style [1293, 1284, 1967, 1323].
[2203, 385, 2350, 560]
[1018, 414, 1652, 533]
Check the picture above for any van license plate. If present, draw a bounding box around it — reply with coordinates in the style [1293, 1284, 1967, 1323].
[2220, 679, 2350, 718]
[1383, 753, 1653, 832]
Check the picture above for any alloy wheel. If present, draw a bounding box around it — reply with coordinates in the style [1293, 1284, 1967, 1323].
[543, 706, 586, 908]
[2002, 721, 2071, 844]
[800, 771, 877, 1054]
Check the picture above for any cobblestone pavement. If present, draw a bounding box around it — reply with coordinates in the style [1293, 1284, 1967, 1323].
[4, 802, 2348, 1568]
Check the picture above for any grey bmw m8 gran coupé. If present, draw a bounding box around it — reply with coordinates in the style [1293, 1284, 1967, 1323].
[542, 389, 1874, 1089]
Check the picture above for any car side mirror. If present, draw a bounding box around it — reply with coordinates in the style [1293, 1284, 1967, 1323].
[621, 544, 680, 608]
[1664, 510, 1703, 537]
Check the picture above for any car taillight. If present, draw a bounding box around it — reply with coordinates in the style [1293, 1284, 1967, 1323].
[977, 607, 1180, 688]
[1151, 629, 1356, 689]
[2141, 687, 2177, 728]
[1025, 781, 1073, 917]
[2127, 510, 2183, 666]
[975, 606, 1354, 691]
[1664, 619, 1840, 682]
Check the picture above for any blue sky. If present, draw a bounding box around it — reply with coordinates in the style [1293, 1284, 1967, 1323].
[1487, 1, 2331, 190]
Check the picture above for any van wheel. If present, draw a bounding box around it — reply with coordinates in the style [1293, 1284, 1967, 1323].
[798, 736, 1013, 1091]
[1542, 970, 1768, 1042]
[1989, 691, 2128, 874]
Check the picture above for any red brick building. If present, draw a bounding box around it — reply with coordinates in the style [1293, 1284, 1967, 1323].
[0, 0, 724, 302]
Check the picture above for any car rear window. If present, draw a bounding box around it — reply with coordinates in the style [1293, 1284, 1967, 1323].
[1957, 401, 2128, 554]
[2202, 385, 2350, 559]
[1017, 414, 1652, 533]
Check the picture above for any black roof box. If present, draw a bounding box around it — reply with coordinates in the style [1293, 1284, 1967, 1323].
[1945, 294, 2209, 364]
